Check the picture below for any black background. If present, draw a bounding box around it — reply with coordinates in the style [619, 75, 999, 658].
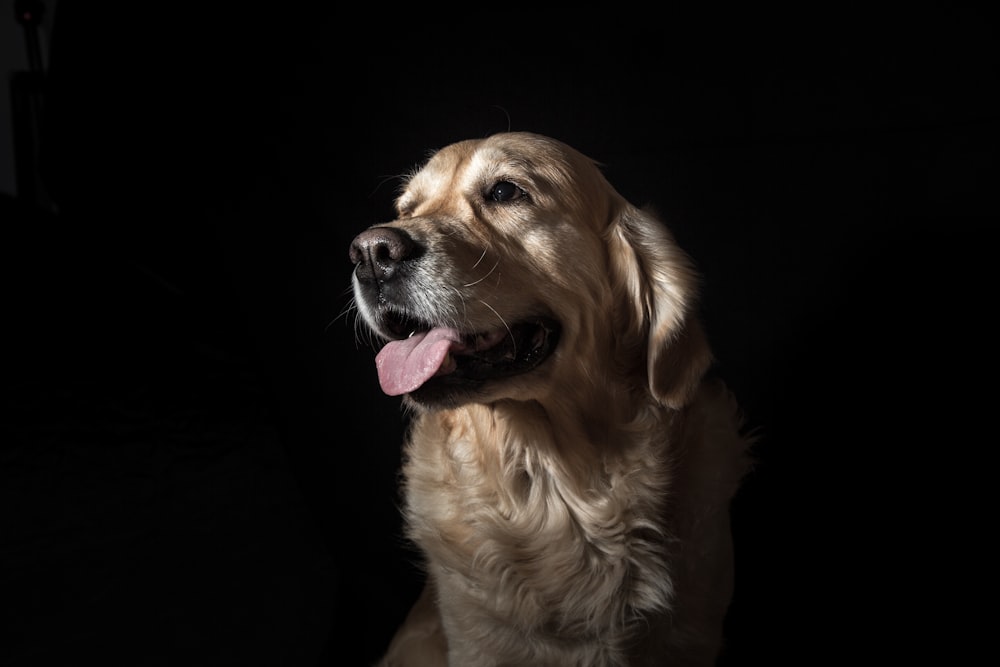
[3, 5, 996, 666]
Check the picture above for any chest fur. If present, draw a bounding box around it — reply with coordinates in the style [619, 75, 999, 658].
[400, 406, 676, 634]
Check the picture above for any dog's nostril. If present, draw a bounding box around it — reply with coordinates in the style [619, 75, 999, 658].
[371, 241, 396, 264]
[350, 226, 421, 282]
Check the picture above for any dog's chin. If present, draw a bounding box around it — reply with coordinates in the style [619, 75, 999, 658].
[400, 318, 562, 410]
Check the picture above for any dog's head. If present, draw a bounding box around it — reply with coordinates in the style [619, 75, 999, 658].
[349, 132, 711, 411]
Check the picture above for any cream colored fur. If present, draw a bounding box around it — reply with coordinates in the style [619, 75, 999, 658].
[352, 132, 750, 666]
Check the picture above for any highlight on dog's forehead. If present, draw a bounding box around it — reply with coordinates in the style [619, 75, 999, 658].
[407, 142, 522, 187]
[398, 134, 588, 211]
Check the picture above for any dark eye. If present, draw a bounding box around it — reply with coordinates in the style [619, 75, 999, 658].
[487, 180, 525, 203]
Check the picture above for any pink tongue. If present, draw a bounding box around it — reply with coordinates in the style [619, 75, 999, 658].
[375, 327, 463, 396]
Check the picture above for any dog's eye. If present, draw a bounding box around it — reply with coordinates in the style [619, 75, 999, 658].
[487, 181, 525, 203]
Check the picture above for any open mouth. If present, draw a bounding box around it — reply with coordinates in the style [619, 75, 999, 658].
[373, 312, 561, 397]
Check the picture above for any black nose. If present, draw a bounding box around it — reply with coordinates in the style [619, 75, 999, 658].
[349, 226, 420, 283]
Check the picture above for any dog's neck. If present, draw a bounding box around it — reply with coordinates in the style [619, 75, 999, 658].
[543, 363, 676, 442]
[480, 378, 678, 478]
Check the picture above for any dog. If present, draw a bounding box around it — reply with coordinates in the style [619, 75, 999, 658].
[349, 132, 750, 666]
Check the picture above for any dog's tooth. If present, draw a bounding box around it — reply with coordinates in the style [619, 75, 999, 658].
[531, 329, 545, 350]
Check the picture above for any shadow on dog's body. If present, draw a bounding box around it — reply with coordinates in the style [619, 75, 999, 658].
[349, 132, 750, 666]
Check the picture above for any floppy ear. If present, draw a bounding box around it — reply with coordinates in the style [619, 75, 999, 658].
[606, 203, 713, 409]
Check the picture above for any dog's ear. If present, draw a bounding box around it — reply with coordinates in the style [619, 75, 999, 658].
[606, 203, 713, 409]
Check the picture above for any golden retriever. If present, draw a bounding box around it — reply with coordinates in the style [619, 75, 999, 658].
[349, 132, 750, 666]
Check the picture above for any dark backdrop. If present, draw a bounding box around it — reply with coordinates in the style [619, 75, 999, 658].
[3, 5, 995, 666]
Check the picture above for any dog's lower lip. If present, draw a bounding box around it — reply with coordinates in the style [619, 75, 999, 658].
[447, 318, 559, 375]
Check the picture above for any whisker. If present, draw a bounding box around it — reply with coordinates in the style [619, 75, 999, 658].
[471, 248, 488, 270]
[448, 285, 469, 326]
[328, 293, 382, 351]
[465, 259, 500, 288]
[326, 294, 359, 332]
[369, 173, 408, 200]
[356, 313, 381, 351]
[478, 300, 515, 356]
